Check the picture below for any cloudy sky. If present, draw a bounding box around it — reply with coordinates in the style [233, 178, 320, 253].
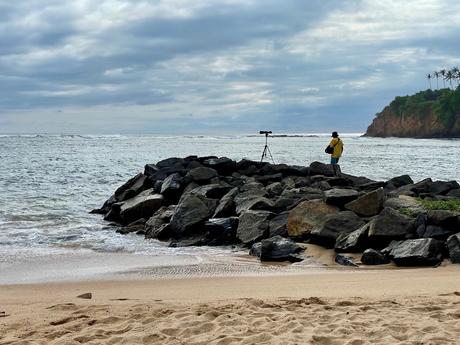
[1, 0, 460, 134]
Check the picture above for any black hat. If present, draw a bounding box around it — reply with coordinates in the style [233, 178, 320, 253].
[332, 131, 338, 137]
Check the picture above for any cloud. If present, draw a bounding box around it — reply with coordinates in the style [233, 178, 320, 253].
[1, 0, 459, 133]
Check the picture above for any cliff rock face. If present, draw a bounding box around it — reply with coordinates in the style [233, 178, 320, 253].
[365, 106, 460, 138]
[364, 88, 460, 138]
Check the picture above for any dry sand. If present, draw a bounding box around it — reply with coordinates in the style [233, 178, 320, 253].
[2, 266, 460, 344]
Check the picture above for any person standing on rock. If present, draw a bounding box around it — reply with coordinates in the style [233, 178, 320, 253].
[327, 131, 343, 165]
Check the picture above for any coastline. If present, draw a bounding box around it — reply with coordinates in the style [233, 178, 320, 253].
[2, 266, 460, 344]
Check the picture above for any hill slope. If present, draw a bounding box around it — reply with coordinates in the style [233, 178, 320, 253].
[364, 88, 460, 138]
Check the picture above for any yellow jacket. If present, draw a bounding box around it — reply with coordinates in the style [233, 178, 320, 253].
[329, 138, 343, 158]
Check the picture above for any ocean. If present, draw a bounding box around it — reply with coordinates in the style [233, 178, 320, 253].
[0, 134, 459, 282]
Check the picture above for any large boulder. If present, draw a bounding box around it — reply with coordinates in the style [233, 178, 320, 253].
[361, 249, 390, 265]
[427, 180, 460, 195]
[268, 212, 289, 237]
[334, 223, 370, 253]
[156, 157, 185, 169]
[383, 195, 424, 215]
[145, 205, 175, 240]
[186, 167, 218, 183]
[236, 210, 273, 246]
[345, 188, 385, 217]
[117, 218, 146, 235]
[309, 161, 337, 177]
[203, 157, 236, 175]
[169, 194, 212, 238]
[447, 233, 460, 263]
[235, 196, 274, 215]
[117, 189, 163, 225]
[160, 173, 183, 200]
[250, 236, 304, 262]
[386, 175, 413, 188]
[115, 173, 150, 202]
[287, 200, 339, 238]
[427, 210, 460, 232]
[323, 188, 359, 208]
[367, 207, 414, 247]
[204, 217, 239, 245]
[309, 211, 366, 248]
[189, 183, 232, 199]
[213, 187, 238, 217]
[387, 238, 444, 267]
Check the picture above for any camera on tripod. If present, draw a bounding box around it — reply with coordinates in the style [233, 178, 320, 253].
[259, 130, 274, 163]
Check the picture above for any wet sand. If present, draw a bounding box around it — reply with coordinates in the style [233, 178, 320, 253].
[2, 265, 460, 344]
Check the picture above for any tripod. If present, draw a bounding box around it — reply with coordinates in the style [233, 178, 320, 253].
[260, 132, 275, 164]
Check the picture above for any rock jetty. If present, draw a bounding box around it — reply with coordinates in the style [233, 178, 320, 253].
[92, 156, 460, 267]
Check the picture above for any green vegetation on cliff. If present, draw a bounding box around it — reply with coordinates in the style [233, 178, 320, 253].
[389, 86, 460, 127]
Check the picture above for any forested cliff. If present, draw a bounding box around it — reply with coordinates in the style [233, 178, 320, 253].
[364, 88, 460, 138]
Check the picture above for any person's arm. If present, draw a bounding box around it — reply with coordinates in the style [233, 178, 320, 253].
[329, 138, 336, 147]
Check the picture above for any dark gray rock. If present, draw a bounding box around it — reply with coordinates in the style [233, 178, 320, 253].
[357, 181, 386, 192]
[186, 167, 218, 183]
[169, 194, 212, 238]
[334, 223, 370, 253]
[419, 225, 452, 240]
[310, 211, 366, 248]
[91, 194, 117, 214]
[428, 180, 460, 195]
[204, 217, 239, 245]
[117, 218, 146, 235]
[250, 236, 304, 262]
[117, 189, 164, 225]
[156, 157, 184, 169]
[160, 173, 183, 199]
[327, 177, 352, 187]
[236, 210, 274, 246]
[388, 238, 444, 267]
[115, 173, 150, 202]
[213, 187, 238, 218]
[144, 164, 159, 176]
[387, 175, 413, 188]
[427, 210, 460, 232]
[235, 196, 274, 215]
[361, 249, 390, 265]
[309, 161, 336, 177]
[268, 212, 289, 237]
[189, 183, 232, 199]
[266, 182, 284, 197]
[203, 157, 236, 174]
[447, 233, 460, 263]
[323, 188, 359, 208]
[368, 208, 414, 247]
[255, 173, 283, 185]
[344, 187, 385, 217]
[447, 189, 460, 197]
[335, 254, 358, 267]
[145, 205, 175, 240]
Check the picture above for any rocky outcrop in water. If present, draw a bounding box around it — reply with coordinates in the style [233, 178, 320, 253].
[93, 156, 460, 267]
[364, 89, 460, 138]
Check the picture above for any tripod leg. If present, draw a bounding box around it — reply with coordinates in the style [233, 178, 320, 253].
[266, 146, 275, 164]
[261, 145, 268, 162]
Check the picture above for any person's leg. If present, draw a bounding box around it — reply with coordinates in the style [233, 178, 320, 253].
[330, 157, 339, 164]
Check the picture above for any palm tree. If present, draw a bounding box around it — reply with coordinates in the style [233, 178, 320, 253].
[452, 67, 460, 87]
[445, 70, 454, 89]
[440, 69, 447, 88]
[426, 73, 432, 89]
[434, 71, 440, 89]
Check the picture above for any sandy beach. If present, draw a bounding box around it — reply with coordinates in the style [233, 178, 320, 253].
[2, 265, 460, 345]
